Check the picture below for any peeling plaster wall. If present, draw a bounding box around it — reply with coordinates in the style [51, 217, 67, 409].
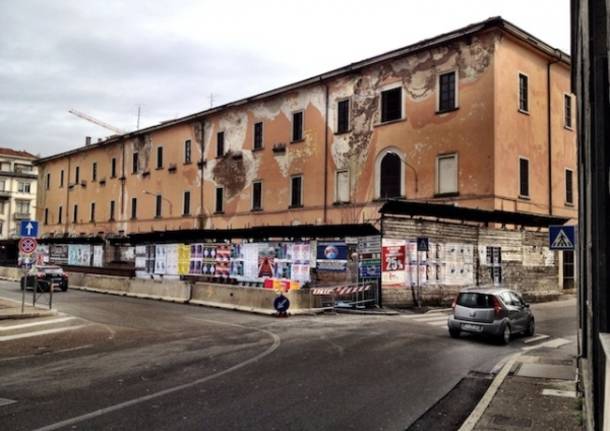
[37, 28, 574, 238]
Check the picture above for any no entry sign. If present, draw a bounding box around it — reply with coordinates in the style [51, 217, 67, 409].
[19, 237, 38, 254]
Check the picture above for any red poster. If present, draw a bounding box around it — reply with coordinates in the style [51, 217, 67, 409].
[382, 244, 405, 272]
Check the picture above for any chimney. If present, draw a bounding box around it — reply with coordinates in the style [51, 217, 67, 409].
[85, 136, 92, 146]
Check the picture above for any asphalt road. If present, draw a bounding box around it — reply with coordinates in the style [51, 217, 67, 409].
[0, 281, 577, 431]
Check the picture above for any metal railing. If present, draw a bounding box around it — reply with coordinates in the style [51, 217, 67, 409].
[310, 280, 379, 309]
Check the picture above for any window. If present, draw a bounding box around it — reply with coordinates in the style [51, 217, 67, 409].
[564, 94, 573, 128]
[0, 201, 4, 213]
[519, 157, 530, 198]
[75, 166, 80, 183]
[183, 191, 191, 215]
[337, 99, 350, 133]
[379, 152, 402, 198]
[46, 173, 50, 190]
[58, 206, 63, 224]
[110, 200, 116, 221]
[565, 169, 574, 205]
[17, 182, 31, 193]
[290, 175, 303, 207]
[131, 197, 137, 219]
[252, 181, 262, 210]
[16, 200, 29, 214]
[73, 204, 78, 223]
[111, 158, 117, 177]
[155, 195, 162, 218]
[336, 170, 350, 203]
[0, 180, 5, 191]
[132, 152, 139, 173]
[437, 154, 458, 195]
[438, 71, 457, 112]
[90, 202, 96, 222]
[217, 132, 225, 157]
[156, 146, 163, 169]
[184, 140, 192, 163]
[215, 187, 224, 213]
[380, 87, 403, 123]
[60, 170, 64, 187]
[92, 162, 97, 181]
[253, 122, 263, 150]
[44, 208, 49, 225]
[519, 73, 529, 112]
[292, 111, 303, 142]
[0, 162, 9, 171]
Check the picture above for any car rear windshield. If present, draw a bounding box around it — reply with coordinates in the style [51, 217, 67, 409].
[457, 293, 495, 309]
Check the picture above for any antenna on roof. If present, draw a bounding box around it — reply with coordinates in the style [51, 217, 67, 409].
[136, 105, 142, 130]
[209, 93, 217, 108]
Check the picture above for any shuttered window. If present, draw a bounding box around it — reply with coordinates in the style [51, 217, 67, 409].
[437, 154, 458, 194]
[336, 170, 350, 203]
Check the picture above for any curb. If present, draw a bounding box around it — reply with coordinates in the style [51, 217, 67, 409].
[0, 310, 57, 320]
[334, 308, 400, 316]
[458, 352, 521, 431]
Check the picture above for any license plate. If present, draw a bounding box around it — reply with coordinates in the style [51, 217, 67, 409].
[462, 323, 483, 332]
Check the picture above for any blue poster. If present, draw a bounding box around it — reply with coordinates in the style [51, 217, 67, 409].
[316, 242, 348, 272]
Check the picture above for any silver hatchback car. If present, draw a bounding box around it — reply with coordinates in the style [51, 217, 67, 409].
[447, 288, 535, 344]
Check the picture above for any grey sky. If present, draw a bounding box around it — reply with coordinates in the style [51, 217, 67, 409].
[0, 0, 571, 157]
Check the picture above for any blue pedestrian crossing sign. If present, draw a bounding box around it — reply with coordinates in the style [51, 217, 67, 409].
[19, 220, 38, 238]
[549, 225, 575, 250]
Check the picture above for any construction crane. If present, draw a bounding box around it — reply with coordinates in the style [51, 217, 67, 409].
[68, 109, 126, 135]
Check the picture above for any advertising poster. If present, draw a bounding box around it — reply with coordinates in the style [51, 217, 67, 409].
[93, 245, 104, 267]
[68, 245, 91, 266]
[258, 244, 276, 278]
[155, 245, 167, 274]
[177, 244, 191, 275]
[135, 246, 147, 278]
[242, 243, 260, 279]
[145, 245, 156, 274]
[316, 241, 348, 272]
[189, 243, 203, 275]
[165, 244, 179, 276]
[382, 239, 406, 284]
[50, 244, 69, 264]
[215, 244, 231, 277]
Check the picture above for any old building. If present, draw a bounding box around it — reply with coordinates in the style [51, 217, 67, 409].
[0, 148, 38, 238]
[31, 17, 576, 306]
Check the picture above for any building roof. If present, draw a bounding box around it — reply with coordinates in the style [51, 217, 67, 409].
[0, 147, 37, 160]
[379, 200, 570, 228]
[36, 16, 571, 165]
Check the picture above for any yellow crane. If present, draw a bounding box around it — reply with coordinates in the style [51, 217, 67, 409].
[68, 109, 126, 135]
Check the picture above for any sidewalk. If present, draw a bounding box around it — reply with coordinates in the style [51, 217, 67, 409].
[463, 340, 582, 430]
[0, 297, 56, 320]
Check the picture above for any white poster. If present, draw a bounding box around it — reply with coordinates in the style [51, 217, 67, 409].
[243, 243, 260, 280]
[93, 245, 103, 267]
[155, 245, 167, 274]
[165, 244, 179, 276]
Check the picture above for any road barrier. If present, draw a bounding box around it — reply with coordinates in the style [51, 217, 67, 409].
[311, 281, 379, 309]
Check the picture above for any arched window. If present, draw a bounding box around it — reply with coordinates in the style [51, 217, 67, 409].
[375, 148, 405, 199]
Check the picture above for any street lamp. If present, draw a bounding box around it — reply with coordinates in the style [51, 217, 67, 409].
[144, 191, 173, 216]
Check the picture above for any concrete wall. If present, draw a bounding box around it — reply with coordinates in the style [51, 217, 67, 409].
[381, 216, 562, 307]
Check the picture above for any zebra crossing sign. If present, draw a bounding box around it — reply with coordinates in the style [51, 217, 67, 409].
[549, 225, 576, 250]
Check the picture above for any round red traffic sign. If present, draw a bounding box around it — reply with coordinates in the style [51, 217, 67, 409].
[19, 237, 37, 254]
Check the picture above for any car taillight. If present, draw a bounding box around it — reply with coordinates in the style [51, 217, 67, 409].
[492, 296, 503, 317]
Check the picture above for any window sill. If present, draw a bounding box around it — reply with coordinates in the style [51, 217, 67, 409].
[288, 204, 304, 209]
[214, 211, 224, 215]
[155, 167, 164, 171]
[252, 147, 264, 153]
[251, 207, 263, 212]
[182, 213, 191, 217]
[334, 129, 351, 136]
[374, 117, 406, 128]
[183, 161, 192, 165]
[333, 201, 351, 206]
[436, 107, 459, 115]
[290, 139, 304, 144]
[564, 125, 574, 132]
[154, 216, 162, 219]
[372, 196, 405, 202]
[518, 195, 531, 201]
[565, 202, 575, 207]
[518, 109, 530, 116]
[434, 192, 459, 198]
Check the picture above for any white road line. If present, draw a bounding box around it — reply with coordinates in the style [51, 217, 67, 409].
[33, 319, 282, 431]
[0, 325, 85, 342]
[413, 315, 449, 323]
[522, 334, 550, 344]
[522, 337, 571, 352]
[542, 389, 577, 398]
[0, 317, 76, 331]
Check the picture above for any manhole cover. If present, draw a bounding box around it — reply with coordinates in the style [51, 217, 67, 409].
[493, 415, 532, 428]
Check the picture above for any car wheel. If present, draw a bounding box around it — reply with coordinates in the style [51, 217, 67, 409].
[449, 327, 461, 338]
[500, 324, 511, 345]
[61, 281, 68, 292]
[526, 318, 535, 337]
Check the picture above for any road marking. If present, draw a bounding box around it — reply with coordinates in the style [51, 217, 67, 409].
[522, 334, 550, 344]
[33, 319, 282, 431]
[0, 325, 85, 342]
[522, 337, 571, 352]
[411, 315, 449, 323]
[458, 353, 521, 431]
[542, 389, 577, 398]
[0, 317, 76, 332]
[0, 397, 16, 407]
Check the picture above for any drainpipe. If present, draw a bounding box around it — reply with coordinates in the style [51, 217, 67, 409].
[323, 81, 329, 224]
[65, 157, 71, 234]
[120, 141, 126, 220]
[199, 119, 205, 230]
[547, 52, 561, 216]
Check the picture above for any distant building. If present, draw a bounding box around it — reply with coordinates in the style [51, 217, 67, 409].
[0, 148, 38, 238]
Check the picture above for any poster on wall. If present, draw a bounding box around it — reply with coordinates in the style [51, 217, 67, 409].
[68, 245, 92, 266]
[316, 241, 348, 272]
[382, 239, 406, 284]
[189, 244, 203, 275]
[93, 245, 103, 267]
[155, 245, 167, 274]
[177, 244, 191, 275]
[258, 244, 276, 277]
[165, 244, 179, 276]
[215, 244, 231, 278]
[135, 246, 147, 278]
[242, 243, 260, 279]
[49, 244, 68, 264]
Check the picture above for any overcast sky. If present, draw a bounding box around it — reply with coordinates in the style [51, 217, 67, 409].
[0, 0, 571, 157]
